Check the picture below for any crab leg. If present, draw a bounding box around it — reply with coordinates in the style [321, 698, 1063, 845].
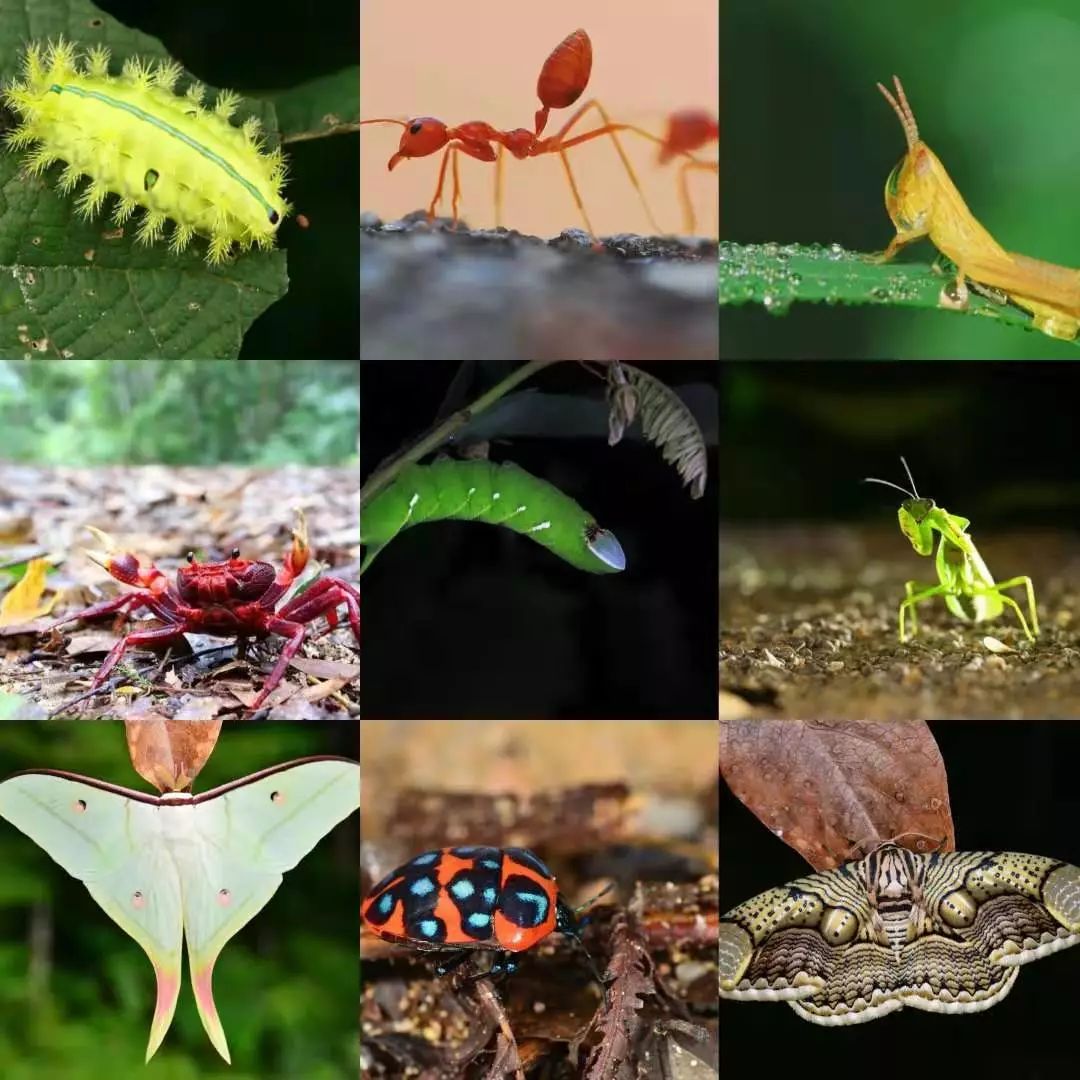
[277, 579, 361, 644]
[250, 618, 309, 710]
[87, 622, 188, 689]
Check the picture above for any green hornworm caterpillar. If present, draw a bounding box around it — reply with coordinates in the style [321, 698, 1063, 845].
[3, 38, 289, 266]
[360, 460, 626, 575]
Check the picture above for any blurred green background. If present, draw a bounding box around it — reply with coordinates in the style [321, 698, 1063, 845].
[0, 723, 358, 1079]
[0, 360, 358, 466]
[721, 0, 1080, 359]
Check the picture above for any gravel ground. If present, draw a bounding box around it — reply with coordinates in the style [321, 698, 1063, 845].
[721, 525, 1080, 720]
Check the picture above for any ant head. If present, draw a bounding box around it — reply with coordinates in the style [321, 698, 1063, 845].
[388, 117, 449, 168]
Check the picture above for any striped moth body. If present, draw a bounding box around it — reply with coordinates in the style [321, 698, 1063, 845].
[360, 460, 625, 575]
[3, 38, 289, 266]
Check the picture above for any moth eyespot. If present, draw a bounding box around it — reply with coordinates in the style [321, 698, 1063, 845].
[270, 790, 284, 804]
[72, 799, 87, 813]
[939, 888, 977, 928]
[217, 888, 232, 906]
[819, 905, 858, 945]
[143, 169, 159, 191]
[132, 890, 146, 909]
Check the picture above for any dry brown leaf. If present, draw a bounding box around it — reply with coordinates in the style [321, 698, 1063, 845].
[124, 714, 224, 792]
[719, 717, 954, 871]
[288, 655, 361, 679]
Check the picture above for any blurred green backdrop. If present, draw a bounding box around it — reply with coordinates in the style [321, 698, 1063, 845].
[722, 0, 1080, 359]
[0, 360, 358, 466]
[0, 723, 358, 1080]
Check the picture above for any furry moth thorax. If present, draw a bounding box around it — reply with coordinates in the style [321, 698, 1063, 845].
[3, 38, 291, 266]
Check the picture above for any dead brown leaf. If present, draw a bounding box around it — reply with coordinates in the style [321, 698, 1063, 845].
[718, 717, 954, 871]
[124, 714, 224, 792]
[288, 655, 361, 679]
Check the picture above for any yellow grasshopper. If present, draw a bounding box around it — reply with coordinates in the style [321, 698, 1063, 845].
[875, 75, 1080, 340]
[864, 457, 1038, 643]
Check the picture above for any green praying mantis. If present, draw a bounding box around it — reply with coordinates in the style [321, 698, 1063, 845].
[864, 458, 1038, 643]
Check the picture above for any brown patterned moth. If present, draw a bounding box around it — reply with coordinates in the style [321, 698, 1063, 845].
[719, 844, 1080, 1025]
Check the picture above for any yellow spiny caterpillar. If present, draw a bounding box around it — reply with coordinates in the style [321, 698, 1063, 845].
[3, 38, 290, 266]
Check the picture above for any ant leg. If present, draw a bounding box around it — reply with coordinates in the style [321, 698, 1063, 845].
[427, 145, 453, 223]
[495, 144, 505, 228]
[450, 146, 463, 227]
[542, 99, 664, 235]
[899, 582, 949, 642]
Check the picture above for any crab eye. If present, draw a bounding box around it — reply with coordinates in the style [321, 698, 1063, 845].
[231, 547, 241, 560]
[186, 552, 195, 563]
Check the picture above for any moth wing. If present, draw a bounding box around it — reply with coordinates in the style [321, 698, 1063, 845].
[0, 772, 183, 1062]
[179, 759, 360, 1063]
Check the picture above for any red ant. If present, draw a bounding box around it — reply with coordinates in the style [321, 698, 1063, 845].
[657, 110, 719, 235]
[361, 28, 705, 241]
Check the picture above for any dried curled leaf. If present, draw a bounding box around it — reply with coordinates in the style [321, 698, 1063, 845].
[606, 364, 707, 498]
[719, 717, 955, 870]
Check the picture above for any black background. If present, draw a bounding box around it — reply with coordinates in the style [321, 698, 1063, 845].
[360, 361, 718, 719]
[720, 721, 1080, 1076]
[722, 361, 1080, 526]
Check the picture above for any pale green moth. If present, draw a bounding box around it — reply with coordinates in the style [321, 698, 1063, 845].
[0, 756, 360, 1063]
[360, 459, 626, 575]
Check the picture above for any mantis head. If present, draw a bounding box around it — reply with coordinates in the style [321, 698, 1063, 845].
[864, 457, 937, 557]
[877, 76, 937, 240]
[896, 498, 938, 556]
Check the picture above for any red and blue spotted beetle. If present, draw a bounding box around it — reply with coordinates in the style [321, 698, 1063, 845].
[361, 846, 609, 990]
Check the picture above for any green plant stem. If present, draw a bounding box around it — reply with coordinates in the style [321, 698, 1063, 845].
[359, 359, 567, 506]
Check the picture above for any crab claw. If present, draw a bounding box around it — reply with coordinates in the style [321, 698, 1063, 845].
[83, 527, 168, 593]
[286, 508, 310, 578]
[83, 526, 143, 585]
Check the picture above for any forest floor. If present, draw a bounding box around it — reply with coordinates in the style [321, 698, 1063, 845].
[721, 525, 1080, 720]
[0, 465, 360, 719]
[360, 720, 718, 1078]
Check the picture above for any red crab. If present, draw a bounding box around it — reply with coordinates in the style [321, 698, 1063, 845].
[43, 510, 361, 711]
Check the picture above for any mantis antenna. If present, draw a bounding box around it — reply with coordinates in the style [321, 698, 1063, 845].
[863, 455, 921, 499]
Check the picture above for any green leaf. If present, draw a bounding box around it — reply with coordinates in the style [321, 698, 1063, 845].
[718, 241, 1080, 346]
[0, 0, 289, 359]
[273, 68, 360, 143]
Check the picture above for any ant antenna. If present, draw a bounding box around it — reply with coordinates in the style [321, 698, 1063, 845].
[863, 456, 919, 500]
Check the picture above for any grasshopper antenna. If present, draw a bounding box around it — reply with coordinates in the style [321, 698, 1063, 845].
[863, 456, 918, 500]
